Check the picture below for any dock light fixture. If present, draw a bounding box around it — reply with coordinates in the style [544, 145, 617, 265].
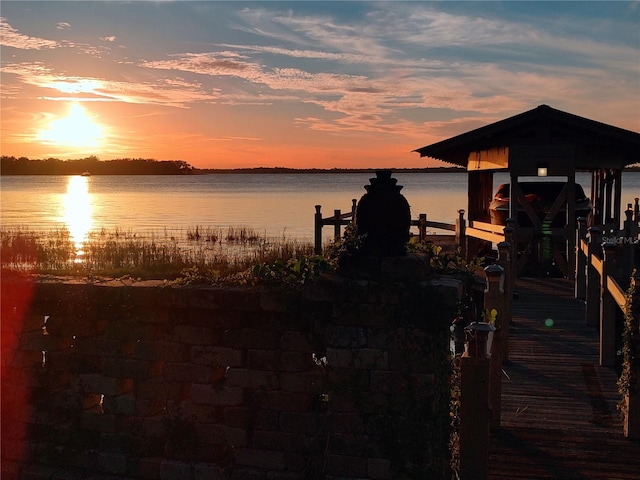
[537, 164, 548, 177]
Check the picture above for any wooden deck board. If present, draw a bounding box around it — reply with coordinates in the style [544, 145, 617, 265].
[487, 277, 640, 480]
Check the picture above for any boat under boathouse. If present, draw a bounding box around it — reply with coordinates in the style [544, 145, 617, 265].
[414, 104, 640, 277]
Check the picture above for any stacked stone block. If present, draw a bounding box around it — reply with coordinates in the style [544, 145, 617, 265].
[1, 257, 459, 480]
[303, 260, 460, 480]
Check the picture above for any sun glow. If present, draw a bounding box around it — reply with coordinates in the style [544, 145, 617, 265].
[38, 103, 105, 149]
[62, 176, 93, 260]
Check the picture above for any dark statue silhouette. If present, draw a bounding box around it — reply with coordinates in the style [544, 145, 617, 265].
[355, 169, 411, 256]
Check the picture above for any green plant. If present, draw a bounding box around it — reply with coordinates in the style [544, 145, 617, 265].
[449, 356, 461, 479]
[618, 269, 639, 419]
[406, 235, 432, 253]
[484, 308, 498, 326]
[247, 255, 334, 287]
[171, 265, 222, 286]
[427, 244, 484, 277]
[323, 222, 365, 265]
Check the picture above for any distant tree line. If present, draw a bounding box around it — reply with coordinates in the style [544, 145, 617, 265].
[0, 156, 195, 175]
[0, 158, 469, 175]
[11, 156, 634, 175]
[196, 166, 467, 174]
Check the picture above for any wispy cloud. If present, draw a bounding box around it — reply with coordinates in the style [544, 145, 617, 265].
[1, 17, 108, 56]
[142, 52, 264, 81]
[0, 17, 59, 50]
[2, 62, 218, 107]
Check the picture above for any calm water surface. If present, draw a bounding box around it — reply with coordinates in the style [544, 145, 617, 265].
[2, 172, 639, 245]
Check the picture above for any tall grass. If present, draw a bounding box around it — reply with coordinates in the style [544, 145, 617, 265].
[0, 226, 315, 280]
[1, 227, 76, 271]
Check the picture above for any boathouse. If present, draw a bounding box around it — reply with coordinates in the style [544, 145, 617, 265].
[414, 104, 640, 277]
[414, 105, 640, 478]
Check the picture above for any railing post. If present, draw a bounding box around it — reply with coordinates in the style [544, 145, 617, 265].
[484, 264, 505, 430]
[575, 217, 587, 299]
[504, 223, 517, 300]
[456, 209, 466, 258]
[624, 204, 634, 237]
[460, 322, 493, 480]
[497, 241, 511, 362]
[334, 209, 341, 241]
[314, 205, 323, 255]
[586, 226, 601, 327]
[419, 213, 427, 242]
[600, 242, 618, 367]
[351, 198, 357, 218]
[623, 273, 640, 439]
[622, 206, 636, 279]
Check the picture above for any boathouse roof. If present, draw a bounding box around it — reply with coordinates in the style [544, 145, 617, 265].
[414, 104, 640, 169]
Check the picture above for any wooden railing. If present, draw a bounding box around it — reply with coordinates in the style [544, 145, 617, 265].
[575, 199, 640, 439]
[313, 202, 465, 254]
[466, 219, 506, 244]
[314, 200, 358, 254]
[314, 200, 525, 257]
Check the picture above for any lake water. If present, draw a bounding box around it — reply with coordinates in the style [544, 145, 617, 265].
[1, 172, 639, 246]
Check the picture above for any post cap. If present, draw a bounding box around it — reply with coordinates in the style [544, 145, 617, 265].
[484, 264, 504, 276]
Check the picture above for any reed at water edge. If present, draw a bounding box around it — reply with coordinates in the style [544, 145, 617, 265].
[0, 225, 316, 280]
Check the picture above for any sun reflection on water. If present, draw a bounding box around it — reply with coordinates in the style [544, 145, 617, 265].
[62, 176, 93, 260]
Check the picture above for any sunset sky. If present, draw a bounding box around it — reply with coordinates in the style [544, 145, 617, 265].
[1, 1, 639, 169]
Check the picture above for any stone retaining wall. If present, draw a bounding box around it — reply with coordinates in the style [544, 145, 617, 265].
[1, 256, 460, 480]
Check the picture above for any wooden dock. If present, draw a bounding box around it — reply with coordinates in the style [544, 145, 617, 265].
[487, 277, 640, 480]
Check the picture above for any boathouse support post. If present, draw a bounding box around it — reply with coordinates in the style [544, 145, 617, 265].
[484, 264, 505, 430]
[623, 274, 640, 439]
[314, 205, 323, 254]
[575, 217, 588, 300]
[460, 323, 493, 480]
[504, 221, 517, 298]
[456, 209, 467, 258]
[566, 171, 577, 280]
[600, 242, 618, 367]
[614, 169, 622, 230]
[586, 227, 601, 327]
[622, 206, 637, 278]
[497, 241, 512, 362]
[624, 204, 635, 236]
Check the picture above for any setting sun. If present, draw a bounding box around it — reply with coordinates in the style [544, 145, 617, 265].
[38, 103, 105, 149]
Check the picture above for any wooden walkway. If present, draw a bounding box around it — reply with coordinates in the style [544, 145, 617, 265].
[488, 277, 640, 480]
